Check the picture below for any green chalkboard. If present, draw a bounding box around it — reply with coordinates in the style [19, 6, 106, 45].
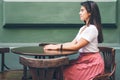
[4, 2, 81, 24]
[4, 2, 116, 24]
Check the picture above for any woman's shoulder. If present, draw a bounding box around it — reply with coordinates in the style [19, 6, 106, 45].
[87, 25, 97, 30]
[88, 24, 96, 28]
[85, 25, 98, 33]
[80, 25, 86, 29]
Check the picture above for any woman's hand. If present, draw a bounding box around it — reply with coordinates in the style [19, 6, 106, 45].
[43, 44, 60, 50]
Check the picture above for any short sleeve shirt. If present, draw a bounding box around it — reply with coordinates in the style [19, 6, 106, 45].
[75, 25, 99, 52]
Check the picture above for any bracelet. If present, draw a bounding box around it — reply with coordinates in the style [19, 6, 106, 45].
[60, 44, 63, 51]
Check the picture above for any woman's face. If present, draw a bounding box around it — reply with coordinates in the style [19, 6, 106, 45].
[79, 6, 91, 23]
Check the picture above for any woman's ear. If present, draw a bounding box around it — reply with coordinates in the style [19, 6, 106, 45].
[88, 12, 91, 16]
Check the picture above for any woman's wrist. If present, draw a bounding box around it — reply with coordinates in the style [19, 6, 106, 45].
[60, 44, 63, 51]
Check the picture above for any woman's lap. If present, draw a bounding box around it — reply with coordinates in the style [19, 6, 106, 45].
[63, 53, 104, 80]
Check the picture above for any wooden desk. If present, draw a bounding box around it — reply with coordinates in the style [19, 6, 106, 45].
[11, 46, 77, 80]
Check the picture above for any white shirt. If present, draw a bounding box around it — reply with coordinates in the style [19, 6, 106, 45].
[75, 24, 99, 52]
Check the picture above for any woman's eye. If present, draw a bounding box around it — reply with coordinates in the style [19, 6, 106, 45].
[80, 9, 84, 12]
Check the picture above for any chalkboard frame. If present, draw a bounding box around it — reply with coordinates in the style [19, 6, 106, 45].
[3, 23, 117, 29]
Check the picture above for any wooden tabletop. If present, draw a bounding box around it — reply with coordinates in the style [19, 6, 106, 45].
[11, 46, 77, 56]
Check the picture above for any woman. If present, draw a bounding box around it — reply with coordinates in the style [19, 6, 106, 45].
[44, 1, 104, 80]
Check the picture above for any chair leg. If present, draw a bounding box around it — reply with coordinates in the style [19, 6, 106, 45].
[1, 53, 10, 72]
[110, 76, 115, 80]
[22, 66, 28, 80]
[1, 53, 5, 72]
[112, 74, 115, 80]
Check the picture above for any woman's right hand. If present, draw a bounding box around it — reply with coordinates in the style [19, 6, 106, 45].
[43, 44, 60, 50]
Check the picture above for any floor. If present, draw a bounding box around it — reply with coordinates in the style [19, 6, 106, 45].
[0, 70, 23, 80]
[0, 70, 56, 80]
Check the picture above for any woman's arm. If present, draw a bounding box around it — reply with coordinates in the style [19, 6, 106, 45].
[44, 38, 89, 51]
[62, 38, 89, 51]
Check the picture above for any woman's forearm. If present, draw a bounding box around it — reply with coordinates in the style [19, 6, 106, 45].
[62, 38, 89, 51]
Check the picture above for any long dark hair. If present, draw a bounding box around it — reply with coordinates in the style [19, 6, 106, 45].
[81, 1, 103, 43]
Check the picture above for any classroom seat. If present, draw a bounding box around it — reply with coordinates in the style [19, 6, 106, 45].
[93, 47, 116, 80]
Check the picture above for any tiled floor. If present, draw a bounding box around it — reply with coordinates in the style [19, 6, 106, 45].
[0, 70, 23, 80]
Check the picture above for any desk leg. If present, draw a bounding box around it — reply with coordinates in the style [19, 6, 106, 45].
[22, 65, 27, 80]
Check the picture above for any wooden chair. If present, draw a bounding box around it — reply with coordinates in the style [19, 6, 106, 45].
[0, 48, 10, 72]
[93, 47, 116, 80]
[19, 56, 69, 80]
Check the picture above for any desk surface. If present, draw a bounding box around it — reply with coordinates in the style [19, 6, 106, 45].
[11, 46, 77, 56]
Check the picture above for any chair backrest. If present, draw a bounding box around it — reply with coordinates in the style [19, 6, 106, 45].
[0, 48, 10, 53]
[93, 47, 116, 80]
[98, 47, 115, 72]
[19, 56, 69, 80]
